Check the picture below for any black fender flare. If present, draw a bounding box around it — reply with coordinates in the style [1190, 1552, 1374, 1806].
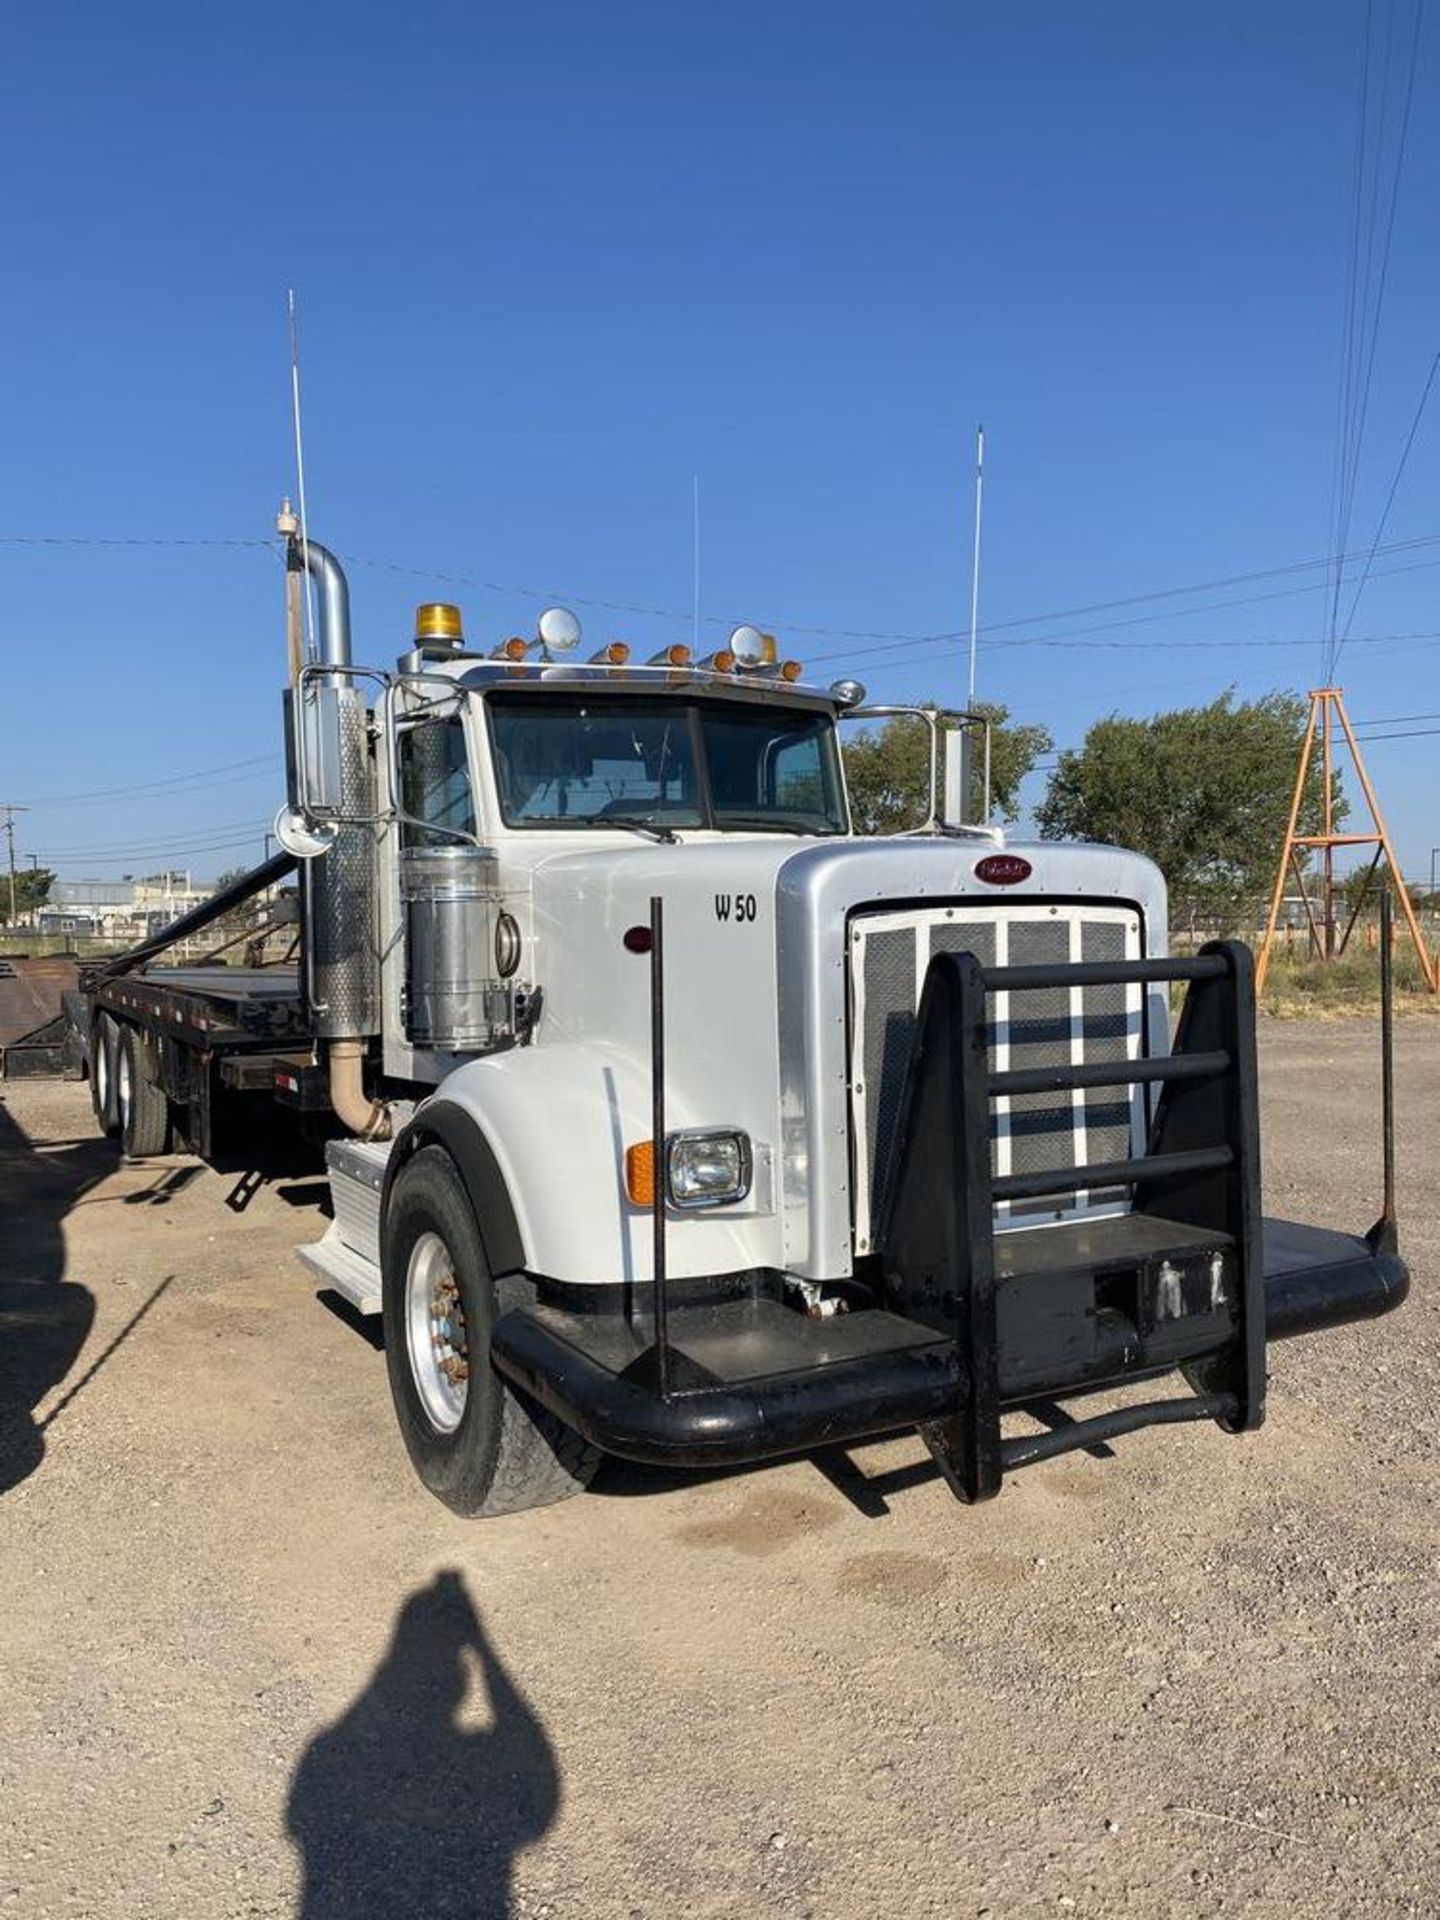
[381, 1099, 526, 1278]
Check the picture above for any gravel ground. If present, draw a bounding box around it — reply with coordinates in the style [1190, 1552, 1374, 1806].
[1, 1020, 1436, 1919]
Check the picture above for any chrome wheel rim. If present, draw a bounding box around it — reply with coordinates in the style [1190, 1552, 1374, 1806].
[405, 1231, 469, 1433]
[116, 1043, 131, 1129]
[96, 1035, 110, 1112]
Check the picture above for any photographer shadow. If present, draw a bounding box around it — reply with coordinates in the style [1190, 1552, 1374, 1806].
[0, 1100, 106, 1494]
[287, 1570, 559, 1920]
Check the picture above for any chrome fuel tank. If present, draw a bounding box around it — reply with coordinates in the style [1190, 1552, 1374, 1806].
[400, 845, 510, 1052]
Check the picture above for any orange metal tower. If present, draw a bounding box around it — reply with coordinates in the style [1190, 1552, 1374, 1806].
[1256, 686, 1435, 992]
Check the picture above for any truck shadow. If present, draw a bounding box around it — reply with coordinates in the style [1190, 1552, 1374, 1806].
[596, 1398, 1116, 1518]
[287, 1570, 559, 1920]
[0, 1098, 106, 1495]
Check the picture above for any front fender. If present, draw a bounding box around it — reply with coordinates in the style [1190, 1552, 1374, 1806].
[402, 1042, 781, 1288]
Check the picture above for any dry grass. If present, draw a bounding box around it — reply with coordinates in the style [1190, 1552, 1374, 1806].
[1255, 938, 1439, 1019]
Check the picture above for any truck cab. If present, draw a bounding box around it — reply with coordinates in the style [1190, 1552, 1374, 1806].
[265, 535, 1407, 1518]
[83, 528, 1408, 1520]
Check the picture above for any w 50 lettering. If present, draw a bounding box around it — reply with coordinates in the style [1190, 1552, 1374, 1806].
[714, 893, 758, 923]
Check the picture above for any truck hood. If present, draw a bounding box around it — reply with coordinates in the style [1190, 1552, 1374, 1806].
[519, 832, 1167, 1280]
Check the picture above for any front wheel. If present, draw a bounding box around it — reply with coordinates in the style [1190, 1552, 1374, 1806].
[381, 1145, 600, 1516]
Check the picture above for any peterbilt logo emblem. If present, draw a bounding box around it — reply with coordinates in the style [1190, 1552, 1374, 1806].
[973, 854, 1032, 886]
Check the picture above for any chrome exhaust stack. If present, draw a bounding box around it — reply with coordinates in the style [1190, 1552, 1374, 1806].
[279, 510, 387, 1137]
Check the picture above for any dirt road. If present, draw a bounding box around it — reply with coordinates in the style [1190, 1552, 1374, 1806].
[2, 1020, 1436, 1918]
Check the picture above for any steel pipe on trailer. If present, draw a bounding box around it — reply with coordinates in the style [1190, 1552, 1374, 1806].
[87, 851, 298, 983]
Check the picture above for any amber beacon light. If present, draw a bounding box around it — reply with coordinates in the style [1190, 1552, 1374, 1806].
[414, 601, 465, 645]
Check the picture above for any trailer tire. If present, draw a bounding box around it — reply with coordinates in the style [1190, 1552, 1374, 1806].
[382, 1145, 600, 1517]
[117, 1024, 171, 1160]
[89, 1012, 120, 1137]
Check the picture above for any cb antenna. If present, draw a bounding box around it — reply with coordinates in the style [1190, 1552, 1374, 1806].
[966, 422, 984, 708]
[287, 289, 318, 662]
[692, 474, 701, 655]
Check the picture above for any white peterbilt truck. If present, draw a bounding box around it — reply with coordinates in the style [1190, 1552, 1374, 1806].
[79, 520, 1409, 1516]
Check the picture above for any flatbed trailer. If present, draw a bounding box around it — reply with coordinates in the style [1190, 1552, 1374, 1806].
[89, 966, 333, 1155]
[80, 854, 337, 1160]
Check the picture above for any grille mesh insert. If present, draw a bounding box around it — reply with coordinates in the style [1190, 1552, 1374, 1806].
[851, 904, 1143, 1251]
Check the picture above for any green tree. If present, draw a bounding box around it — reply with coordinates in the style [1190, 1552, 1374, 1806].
[11, 865, 54, 919]
[6, 864, 53, 921]
[842, 701, 1052, 834]
[1036, 691, 1342, 931]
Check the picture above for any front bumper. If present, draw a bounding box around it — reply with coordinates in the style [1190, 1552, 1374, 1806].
[491, 1215, 1409, 1476]
[490, 937, 1409, 1502]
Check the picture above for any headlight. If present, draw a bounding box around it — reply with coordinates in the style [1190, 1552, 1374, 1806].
[666, 1129, 752, 1209]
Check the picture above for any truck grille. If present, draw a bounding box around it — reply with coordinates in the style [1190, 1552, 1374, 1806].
[849, 903, 1145, 1254]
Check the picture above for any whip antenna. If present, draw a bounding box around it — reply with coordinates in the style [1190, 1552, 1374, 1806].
[692, 474, 701, 655]
[287, 289, 318, 660]
[966, 423, 985, 707]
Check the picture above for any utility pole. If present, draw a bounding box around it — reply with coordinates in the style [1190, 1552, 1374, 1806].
[0, 805, 30, 928]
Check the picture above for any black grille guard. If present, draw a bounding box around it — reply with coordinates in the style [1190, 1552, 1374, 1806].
[490, 904, 1409, 1500]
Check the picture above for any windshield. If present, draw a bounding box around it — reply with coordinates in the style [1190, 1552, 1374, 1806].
[486, 694, 847, 834]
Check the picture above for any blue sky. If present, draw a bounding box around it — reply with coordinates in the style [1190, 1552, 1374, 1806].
[3, 1, 1437, 880]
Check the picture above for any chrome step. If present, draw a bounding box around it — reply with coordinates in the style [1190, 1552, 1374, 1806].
[297, 1227, 382, 1316]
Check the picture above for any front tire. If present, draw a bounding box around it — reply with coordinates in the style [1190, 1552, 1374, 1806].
[381, 1145, 600, 1516]
[117, 1024, 171, 1160]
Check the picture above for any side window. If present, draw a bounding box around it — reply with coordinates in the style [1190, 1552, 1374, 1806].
[768, 732, 825, 814]
[397, 717, 476, 848]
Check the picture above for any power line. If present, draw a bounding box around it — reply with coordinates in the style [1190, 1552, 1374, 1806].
[32, 819, 265, 856]
[1326, 0, 1375, 659]
[1335, 345, 1440, 663]
[806, 552, 1440, 667]
[0, 534, 273, 552]
[12, 521, 1440, 652]
[1326, 0, 1427, 678]
[15, 754, 277, 807]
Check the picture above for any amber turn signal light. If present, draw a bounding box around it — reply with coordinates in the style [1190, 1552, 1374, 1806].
[625, 1140, 656, 1207]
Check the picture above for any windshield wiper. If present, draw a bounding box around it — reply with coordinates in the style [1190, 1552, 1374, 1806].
[711, 814, 830, 834]
[597, 815, 681, 844]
